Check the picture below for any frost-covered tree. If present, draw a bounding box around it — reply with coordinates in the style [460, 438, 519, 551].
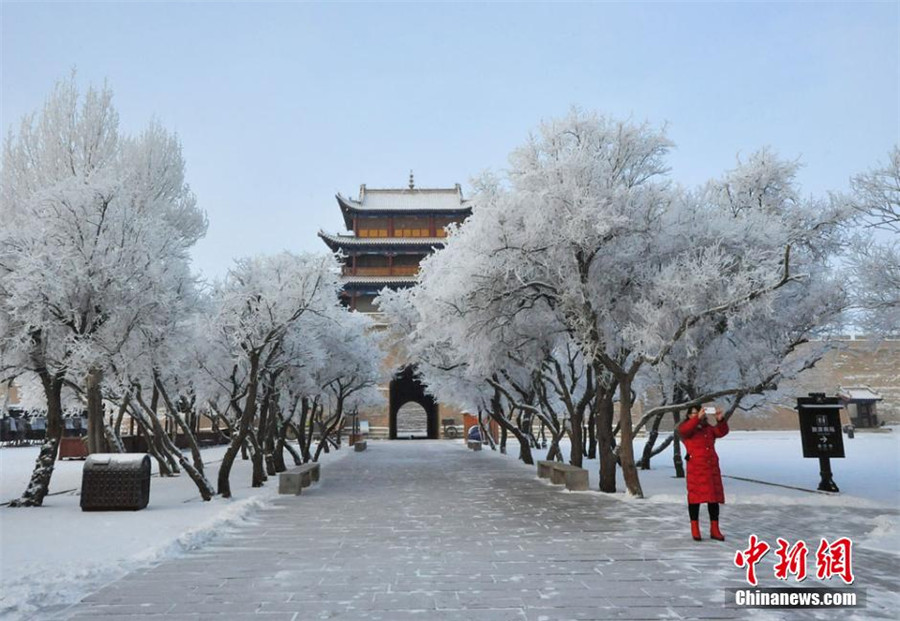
[306, 307, 384, 461]
[388, 109, 851, 499]
[852, 147, 900, 232]
[634, 151, 849, 471]
[202, 251, 384, 498]
[206, 252, 337, 497]
[0, 75, 206, 506]
[847, 147, 900, 336]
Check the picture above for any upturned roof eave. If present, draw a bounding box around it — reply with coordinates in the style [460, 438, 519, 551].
[335, 192, 472, 228]
[318, 231, 447, 252]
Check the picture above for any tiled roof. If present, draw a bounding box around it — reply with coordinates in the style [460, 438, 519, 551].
[335, 184, 473, 228]
[351, 184, 470, 209]
[359, 185, 471, 211]
[318, 231, 446, 250]
[837, 386, 883, 402]
[341, 275, 417, 285]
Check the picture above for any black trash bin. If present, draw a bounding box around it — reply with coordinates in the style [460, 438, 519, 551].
[80, 454, 151, 511]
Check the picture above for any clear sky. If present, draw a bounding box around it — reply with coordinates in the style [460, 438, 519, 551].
[2, 1, 898, 278]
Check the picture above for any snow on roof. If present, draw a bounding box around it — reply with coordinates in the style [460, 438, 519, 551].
[338, 184, 473, 213]
[837, 386, 883, 402]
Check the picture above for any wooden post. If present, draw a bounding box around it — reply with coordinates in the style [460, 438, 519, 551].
[388, 254, 394, 276]
[429, 215, 436, 237]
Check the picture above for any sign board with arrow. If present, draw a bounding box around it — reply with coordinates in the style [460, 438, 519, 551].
[797, 394, 846, 459]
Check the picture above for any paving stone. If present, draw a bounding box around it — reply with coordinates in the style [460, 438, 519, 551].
[51, 441, 899, 621]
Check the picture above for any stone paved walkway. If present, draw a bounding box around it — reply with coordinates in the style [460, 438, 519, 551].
[53, 441, 898, 620]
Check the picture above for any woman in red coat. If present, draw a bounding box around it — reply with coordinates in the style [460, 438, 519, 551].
[678, 405, 729, 541]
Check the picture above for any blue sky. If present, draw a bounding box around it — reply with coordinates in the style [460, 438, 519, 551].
[2, 1, 898, 278]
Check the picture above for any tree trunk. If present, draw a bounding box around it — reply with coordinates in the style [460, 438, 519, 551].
[297, 397, 311, 463]
[672, 410, 685, 478]
[9, 371, 64, 507]
[155, 375, 204, 474]
[478, 411, 496, 450]
[256, 384, 272, 476]
[247, 427, 266, 487]
[145, 384, 179, 474]
[263, 394, 278, 476]
[313, 416, 340, 461]
[113, 397, 128, 447]
[273, 413, 288, 472]
[104, 420, 126, 453]
[617, 374, 644, 498]
[569, 412, 584, 468]
[274, 394, 300, 471]
[587, 410, 597, 459]
[264, 415, 278, 476]
[489, 393, 533, 465]
[133, 387, 181, 474]
[596, 383, 617, 493]
[218, 352, 260, 498]
[499, 423, 507, 454]
[313, 400, 344, 462]
[283, 425, 304, 465]
[639, 412, 665, 470]
[126, 400, 171, 476]
[134, 389, 214, 500]
[85, 367, 106, 454]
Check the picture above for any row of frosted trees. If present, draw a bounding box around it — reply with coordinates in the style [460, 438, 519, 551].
[0, 77, 384, 506]
[379, 109, 898, 498]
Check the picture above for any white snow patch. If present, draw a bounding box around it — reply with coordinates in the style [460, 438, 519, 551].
[859, 514, 900, 557]
[0, 443, 346, 620]
[479, 429, 900, 509]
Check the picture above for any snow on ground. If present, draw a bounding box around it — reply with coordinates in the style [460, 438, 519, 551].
[0, 443, 348, 620]
[0, 430, 897, 619]
[487, 427, 900, 555]
[481, 427, 900, 618]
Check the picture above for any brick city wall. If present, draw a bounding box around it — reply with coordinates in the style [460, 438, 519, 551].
[649, 339, 899, 431]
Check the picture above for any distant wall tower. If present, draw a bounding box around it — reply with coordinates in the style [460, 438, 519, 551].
[318, 180, 473, 439]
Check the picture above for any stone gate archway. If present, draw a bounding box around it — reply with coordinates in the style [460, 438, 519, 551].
[389, 366, 438, 440]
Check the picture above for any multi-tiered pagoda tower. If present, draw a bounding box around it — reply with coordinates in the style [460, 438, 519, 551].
[318, 176, 473, 439]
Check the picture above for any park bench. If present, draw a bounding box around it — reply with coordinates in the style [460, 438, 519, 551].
[548, 462, 589, 491]
[277, 462, 321, 496]
[536, 460, 556, 479]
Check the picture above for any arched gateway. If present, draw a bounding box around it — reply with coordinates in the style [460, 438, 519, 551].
[389, 367, 438, 440]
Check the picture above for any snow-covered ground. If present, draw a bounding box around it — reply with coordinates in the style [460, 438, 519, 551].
[496, 427, 899, 505]
[488, 427, 900, 553]
[482, 427, 900, 619]
[0, 443, 348, 620]
[0, 429, 897, 620]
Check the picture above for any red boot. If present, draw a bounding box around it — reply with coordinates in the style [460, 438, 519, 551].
[710, 520, 725, 541]
[691, 520, 702, 541]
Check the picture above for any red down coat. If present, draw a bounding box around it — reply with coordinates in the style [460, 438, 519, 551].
[678, 415, 729, 504]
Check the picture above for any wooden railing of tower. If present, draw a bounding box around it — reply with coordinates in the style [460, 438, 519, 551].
[343, 266, 420, 277]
